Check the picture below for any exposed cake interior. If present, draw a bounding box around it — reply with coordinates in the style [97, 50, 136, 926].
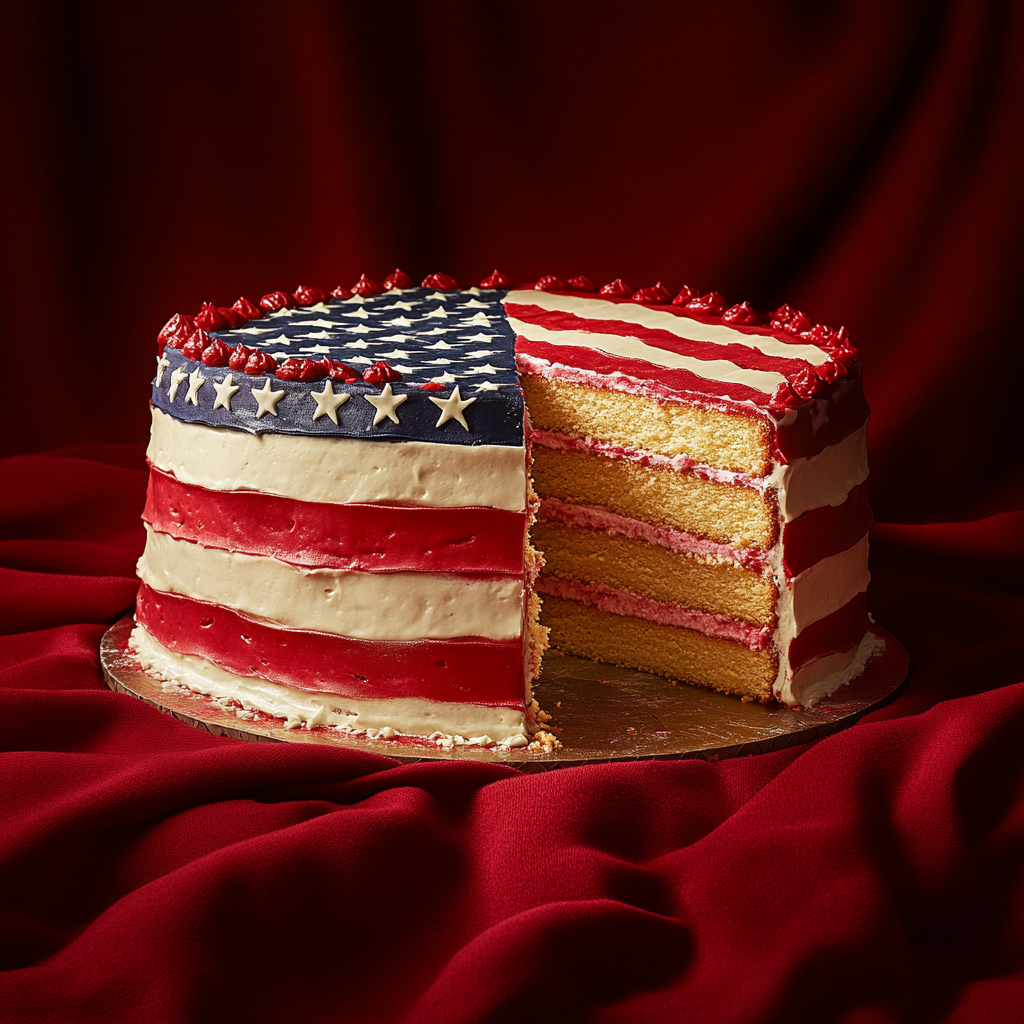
[506, 286, 880, 709]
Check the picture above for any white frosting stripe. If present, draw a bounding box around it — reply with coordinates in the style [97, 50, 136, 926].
[782, 632, 887, 707]
[138, 528, 524, 641]
[505, 290, 830, 366]
[147, 407, 527, 512]
[131, 626, 528, 743]
[774, 422, 870, 521]
[507, 317, 787, 394]
[790, 533, 870, 635]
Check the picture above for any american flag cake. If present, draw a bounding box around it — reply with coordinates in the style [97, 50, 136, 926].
[131, 269, 884, 748]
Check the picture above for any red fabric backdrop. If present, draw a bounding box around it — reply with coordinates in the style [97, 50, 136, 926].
[2, 2, 1024, 1020]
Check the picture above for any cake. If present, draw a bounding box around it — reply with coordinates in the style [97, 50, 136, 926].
[131, 269, 883, 748]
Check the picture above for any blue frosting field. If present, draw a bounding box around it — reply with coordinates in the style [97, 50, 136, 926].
[152, 288, 524, 447]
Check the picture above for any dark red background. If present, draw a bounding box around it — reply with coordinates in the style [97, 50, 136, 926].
[2, 2, 1023, 1021]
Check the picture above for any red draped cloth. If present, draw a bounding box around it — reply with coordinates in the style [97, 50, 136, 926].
[2, 2, 1023, 1020]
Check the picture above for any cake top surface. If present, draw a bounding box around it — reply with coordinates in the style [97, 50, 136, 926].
[153, 273, 862, 450]
[505, 288, 858, 414]
[154, 287, 524, 447]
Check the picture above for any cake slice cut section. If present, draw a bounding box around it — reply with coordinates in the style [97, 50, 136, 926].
[522, 374, 772, 475]
[507, 285, 877, 706]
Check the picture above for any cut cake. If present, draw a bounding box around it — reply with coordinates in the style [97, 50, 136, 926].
[131, 270, 883, 748]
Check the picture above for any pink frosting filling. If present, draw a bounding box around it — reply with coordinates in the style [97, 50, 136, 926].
[538, 497, 768, 572]
[515, 350, 870, 464]
[531, 428, 764, 489]
[536, 574, 772, 650]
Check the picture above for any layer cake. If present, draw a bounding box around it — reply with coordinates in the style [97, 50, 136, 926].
[132, 271, 883, 747]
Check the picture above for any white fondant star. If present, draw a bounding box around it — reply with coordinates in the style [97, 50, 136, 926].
[468, 363, 507, 375]
[306, 302, 331, 313]
[167, 366, 188, 402]
[378, 349, 411, 359]
[466, 349, 497, 358]
[347, 355, 373, 364]
[342, 340, 370, 349]
[385, 316, 414, 327]
[421, 328, 453, 336]
[251, 378, 285, 418]
[272, 352, 289, 361]
[425, 340, 453, 350]
[234, 326, 276, 335]
[185, 366, 206, 405]
[310, 380, 350, 424]
[465, 287, 481, 295]
[429, 386, 476, 430]
[342, 307, 370, 319]
[475, 381, 507, 391]
[293, 318, 336, 328]
[392, 364, 416, 374]
[346, 324, 380, 334]
[364, 383, 408, 425]
[425, 292, 448, 301]
[426, 357, 453, 365]
[431, 371, 458, 383]
[296, 332, 333, 341]
[213, 373, 240, 411]
[341, 295, 366, 304]
[460, 298, 489, 308]
[460, 332, 498, 343]
[155, 355, 170, 387]
[461, 312, 497, 325]
[264, 335, 292, 346]
[299, 344, 332, 354]
[382, 301, 415, 311]
[421, 306, 449, 320]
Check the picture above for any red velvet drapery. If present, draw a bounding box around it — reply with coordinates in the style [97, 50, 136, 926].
[2, 2, 1023, 1020]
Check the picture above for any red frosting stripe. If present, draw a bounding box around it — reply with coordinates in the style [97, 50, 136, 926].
[135, 584, 526, 708]
[507, 303, 814, 379]
[774, 374, 870, 463]
[782, 482, 873, 578]
[516, 338, 769, 406]
[143, 468, 527, 574]
[788, 591, 869, 672]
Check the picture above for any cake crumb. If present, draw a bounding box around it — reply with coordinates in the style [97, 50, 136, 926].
[527, 730, 561, 752]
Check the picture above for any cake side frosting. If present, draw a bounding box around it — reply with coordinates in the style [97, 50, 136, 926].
[131, 625, 530, 745]
[136, 280, 545, 746]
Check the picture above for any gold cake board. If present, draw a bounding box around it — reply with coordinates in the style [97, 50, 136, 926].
[101, 616, 908, 771]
